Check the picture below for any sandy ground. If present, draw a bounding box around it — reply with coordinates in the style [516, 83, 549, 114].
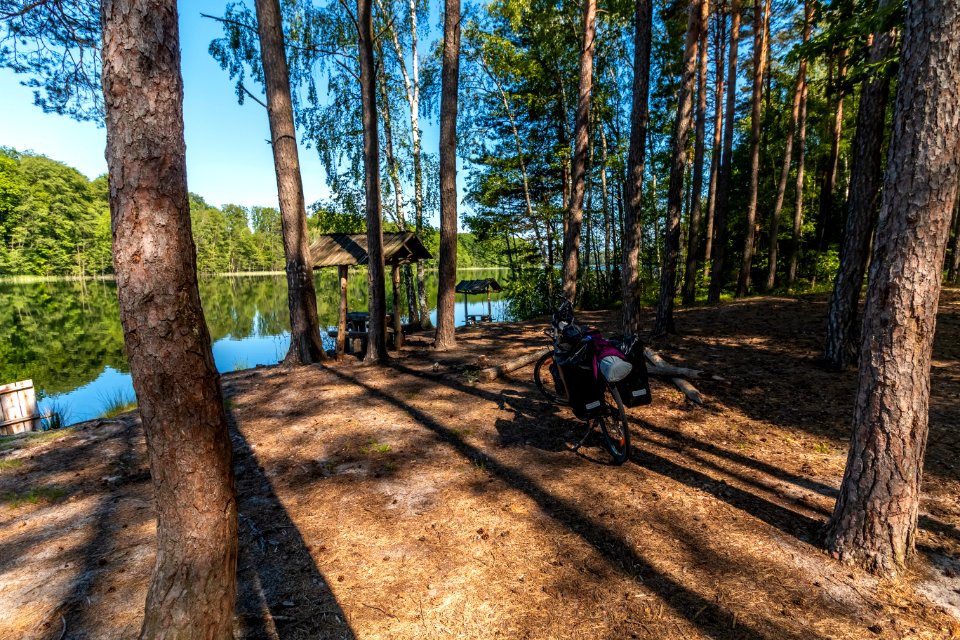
[1, 291, 959, 640]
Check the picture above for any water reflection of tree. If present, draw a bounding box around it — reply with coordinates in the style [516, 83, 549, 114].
[1, 268, 512, 398]
[0, 280, 127, 395]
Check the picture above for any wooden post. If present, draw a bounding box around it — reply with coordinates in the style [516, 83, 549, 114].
[337, 265, 348, 356]
[463, 292, 468, 324]
[391, 263, 403, 349]
[486, 289, 492, 321]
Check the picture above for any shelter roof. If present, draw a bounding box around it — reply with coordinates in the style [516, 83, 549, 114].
[455, 278, 502, 295]
[309, 231, 432, 268]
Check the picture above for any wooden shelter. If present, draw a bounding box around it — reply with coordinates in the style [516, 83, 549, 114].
[455, 278, 501, 324]
[309, 232, 432, 355]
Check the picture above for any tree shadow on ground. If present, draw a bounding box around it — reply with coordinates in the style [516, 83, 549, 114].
[327, 363, 819, 640]
[225, 403, 356, 640]
[55, 418, 151, 639]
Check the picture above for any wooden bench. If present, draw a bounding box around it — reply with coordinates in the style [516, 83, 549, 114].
[0, 380, 42, 435]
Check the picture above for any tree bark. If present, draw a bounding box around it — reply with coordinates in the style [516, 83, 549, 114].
[654, 0, 704, 335]
[763, 2, 810, 292]
[735, 0, 770, 297]
[816, 50, 847, 253]
[358, 0, 387, 362]
[824, 12, 897, 370]
[562, 0, 597, 303]
[101, 1, 237, 637]
[600, 126, 612, 294]
[823, 0, 960, 576]
[434, 0, 460, 350]
[337, 265, 348, 357]
[380, 0, 429, 328]
[255, 0, 326, 365]
[708, 0, 740, 303]
[621, 0, 653, 334]
[703, 0, 727, 279]
[949, 192, 960, 283]
[682, 0, 711, 305]
[372, 49, 420, 326]
[787, 15, 811, 290]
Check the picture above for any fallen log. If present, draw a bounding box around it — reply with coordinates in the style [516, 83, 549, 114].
[644, 362, 724, 381]
[643, 348, 704, 405]
[478, 347, 551, 381]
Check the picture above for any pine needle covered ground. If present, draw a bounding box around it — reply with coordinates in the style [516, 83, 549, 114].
[1, 291, 958, 639]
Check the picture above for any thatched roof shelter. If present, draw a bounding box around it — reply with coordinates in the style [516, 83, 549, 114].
[310, 231, 432, 357]
[455, 278, 502, 295]
[455, 279, 501, 324]
[309, 231, 431, 268]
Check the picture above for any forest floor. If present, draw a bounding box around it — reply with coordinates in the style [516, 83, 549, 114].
[1, 290, 959, 640]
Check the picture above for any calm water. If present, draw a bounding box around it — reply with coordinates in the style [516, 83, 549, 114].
[0, 268, 511, 424]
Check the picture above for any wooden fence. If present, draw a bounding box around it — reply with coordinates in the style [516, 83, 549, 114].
[0, 380, 41, 436]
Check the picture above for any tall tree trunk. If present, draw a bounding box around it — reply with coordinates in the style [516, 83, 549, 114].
[787, 27, 811, 290]
[735, 0, 770, 297]
[434, 0, 460, 350]
[358, 0, 387, 362]
[101, 1, 237, 636]
[584, 138, 594, 280]
[949, 192, 960, 283]
[763, 3, 811, 292]
[824, 13, 897, 370]
[255, 0, 326, 365]
[763, 3, 813, 291]
[378, 53, 406, 232]
[621, 0, 653, 333]
[381, 0, 429, 328]
[708, 0, 741, 302]
[479, 54, 551, 288]
[654, 0, 704, 335]
[682, 0, 710, 305]
[601, 126, 612, 294]
[563, 0, 597, 303]
[816, 51, 847, 253]
[375, 54, 419, 326]
[823, 0, 960, 575]
[703, 0, 727, 278]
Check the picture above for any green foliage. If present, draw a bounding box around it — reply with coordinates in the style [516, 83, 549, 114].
[503, 266, 560, 320]
[190, 195, 287, 273]
[41, 399, 70, 430]
[0, 1, 103, 121]
[0, 279, 128, 396]
[0, 148, 110, 277]
[98, 391, 137, 419]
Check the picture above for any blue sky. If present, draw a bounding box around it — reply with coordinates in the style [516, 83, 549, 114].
[0, 0, 448, 225]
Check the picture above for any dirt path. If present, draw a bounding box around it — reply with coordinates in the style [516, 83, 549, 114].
[1, 292, 958, 639]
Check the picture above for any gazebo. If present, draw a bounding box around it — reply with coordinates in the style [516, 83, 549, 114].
[455, 278, 502, 325]
[310, 231, 432, 355]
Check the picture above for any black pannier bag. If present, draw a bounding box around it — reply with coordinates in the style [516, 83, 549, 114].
[556, 343, 606, 421]
[615, 336, 653, 407]
[548, 359, 566, 398]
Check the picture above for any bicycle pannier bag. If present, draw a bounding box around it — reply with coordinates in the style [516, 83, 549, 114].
[549, 360, 566, 398]
[557, 348, 605, 420]
[617, 338, 652, 407]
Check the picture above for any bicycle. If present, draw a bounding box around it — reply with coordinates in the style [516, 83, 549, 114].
[533, 299, 632, 465]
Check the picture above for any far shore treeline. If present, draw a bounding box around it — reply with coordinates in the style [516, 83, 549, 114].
[0, 147, 510, 277]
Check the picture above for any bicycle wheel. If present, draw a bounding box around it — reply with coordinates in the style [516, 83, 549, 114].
[533, 352, 568, 405]
[595, 385, 630, 465]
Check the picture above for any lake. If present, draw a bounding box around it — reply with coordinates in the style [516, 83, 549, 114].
[0, 268, 512, 424]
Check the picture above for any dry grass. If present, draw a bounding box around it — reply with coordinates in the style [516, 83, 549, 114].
[0, 291, 958, 639]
